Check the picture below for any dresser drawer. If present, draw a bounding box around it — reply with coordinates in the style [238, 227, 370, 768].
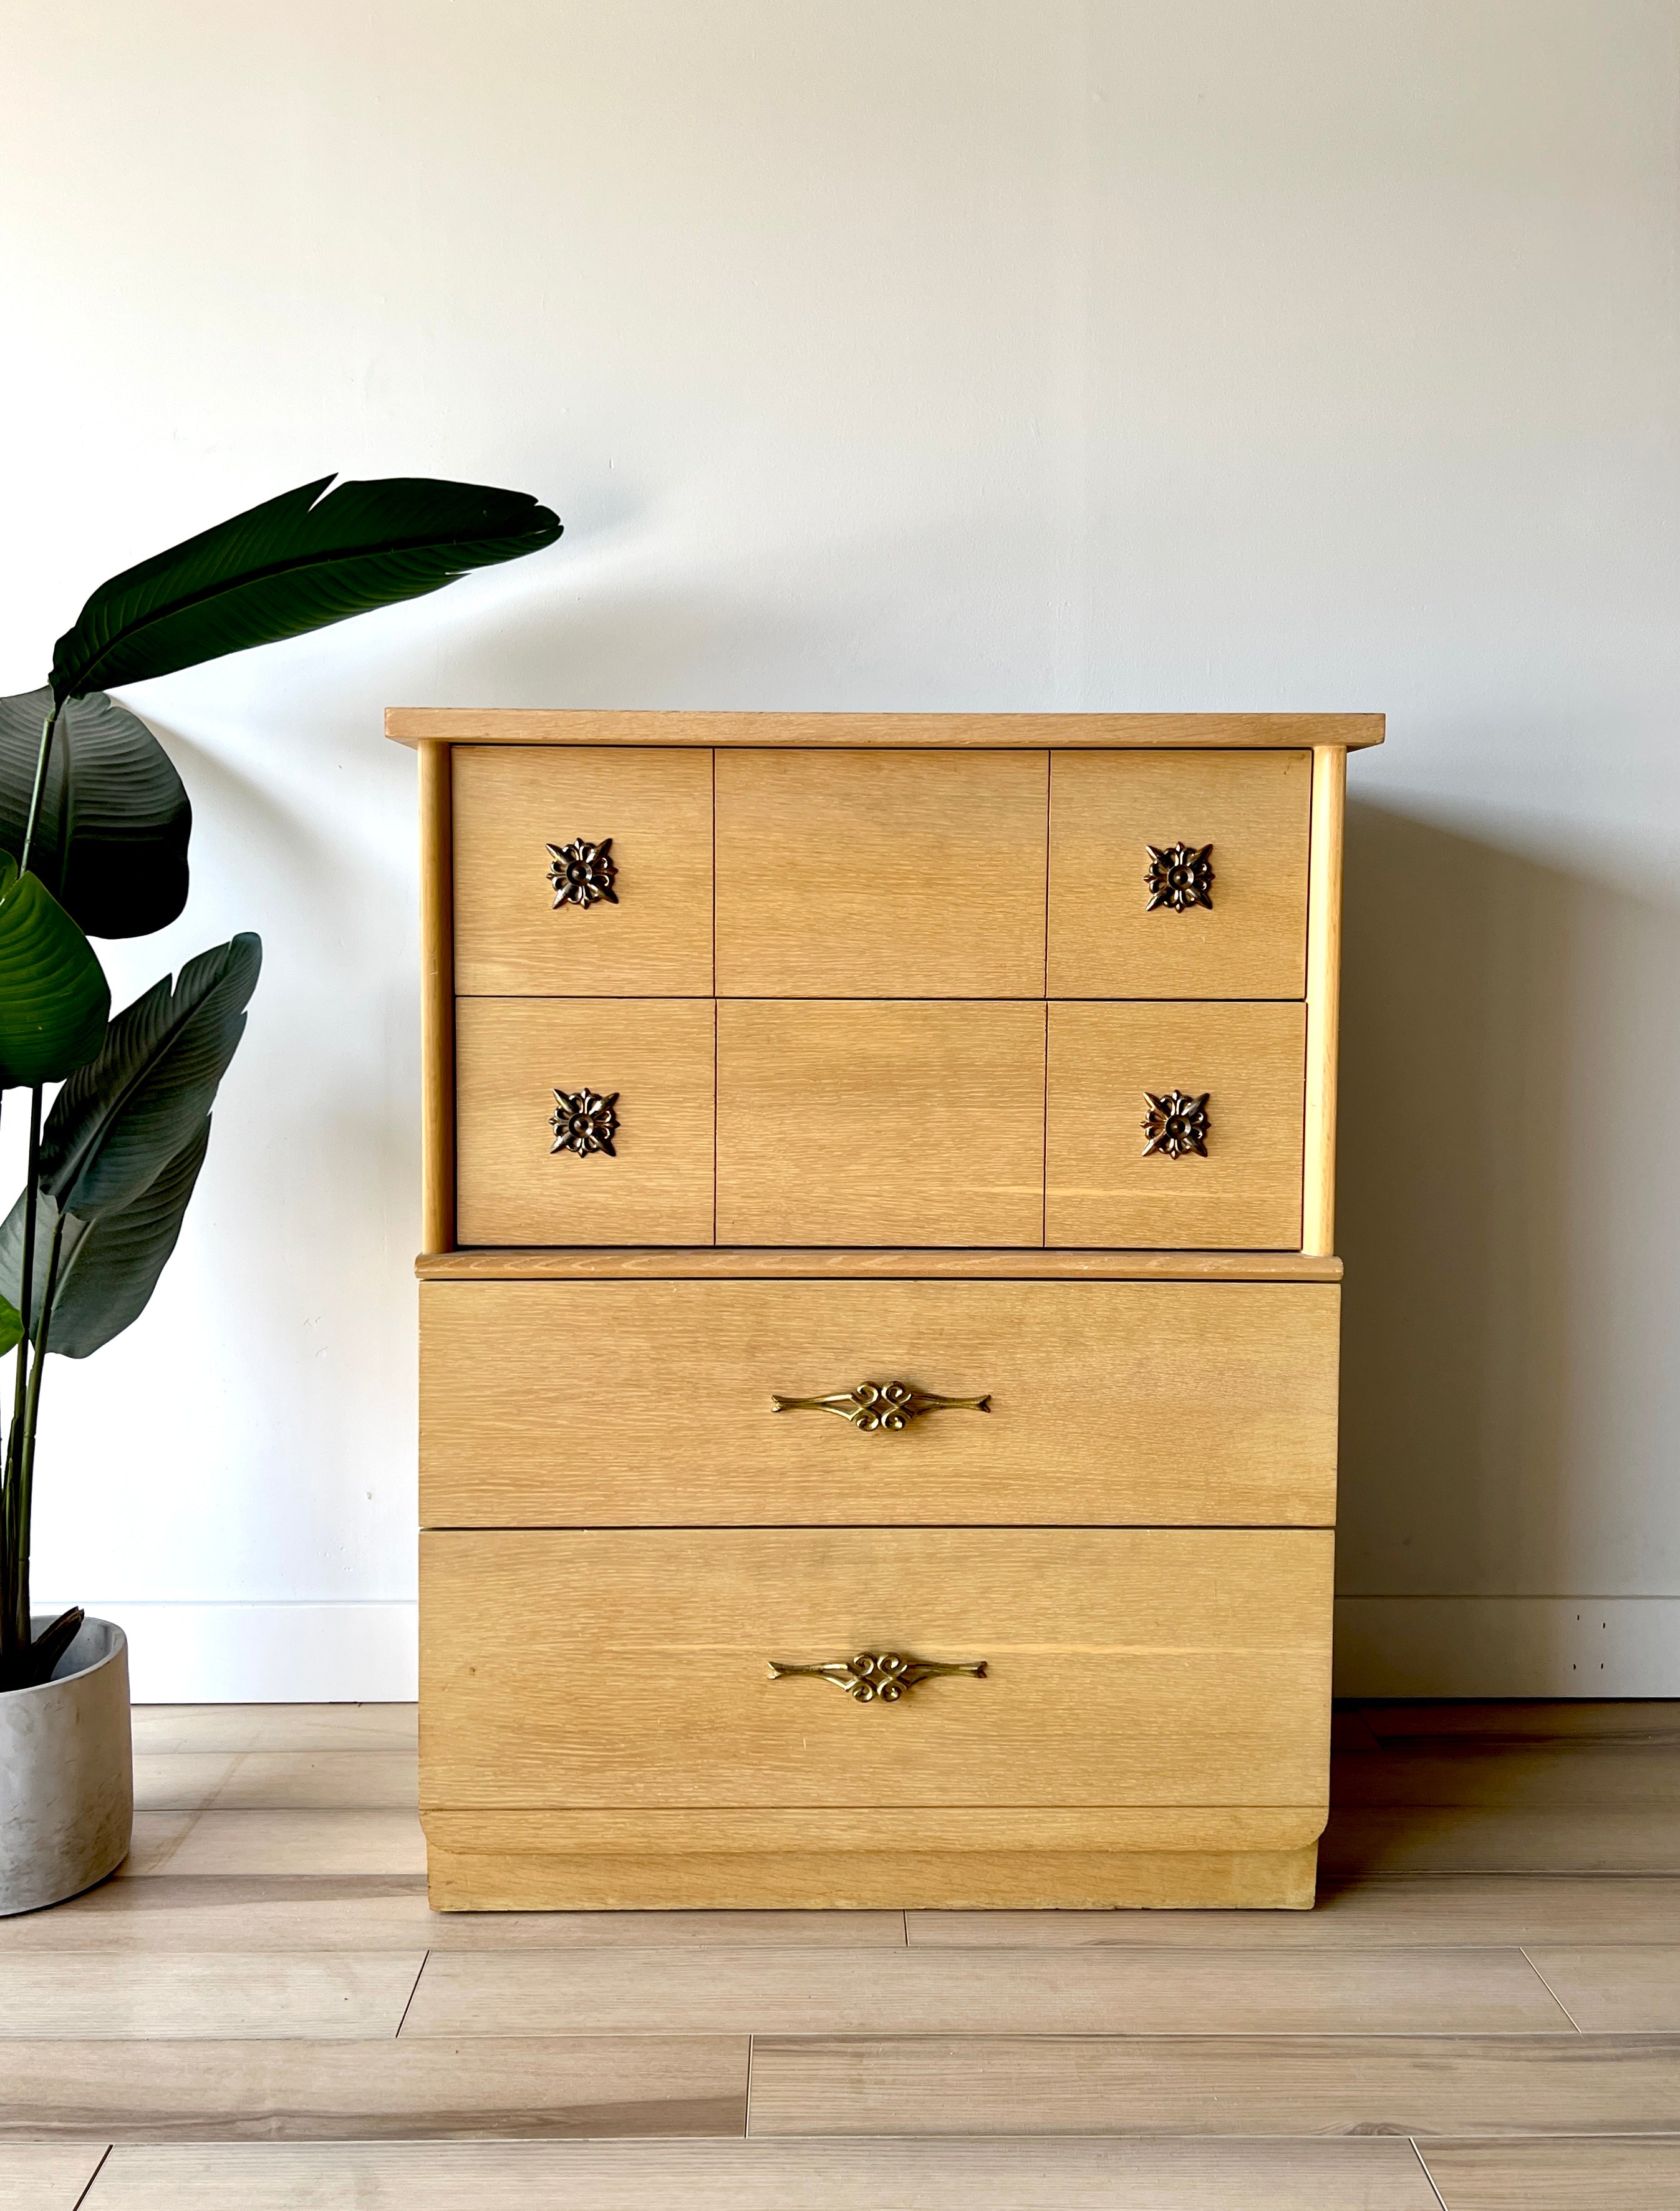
[715, 750, 1048, 997]
[420, 1527, 1332, 1812]
[455, 998, 715, 1245]
[453, 747, 713, 995]
[1049, 750, 1311, 999]
[420, 1277, 1340, 1526]
[716, 1000, 1046, 1246]
[1047, 1001, 1306, 1248]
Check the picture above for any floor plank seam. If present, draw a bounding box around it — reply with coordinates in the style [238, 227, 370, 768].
[1409, 2138, 1450, 2211]
[1516, 1945, 1586, 2033]
[68, 2144, 111, 2209]
[745, 2032, 757, 2139]
[393, 1952, 430, 2038]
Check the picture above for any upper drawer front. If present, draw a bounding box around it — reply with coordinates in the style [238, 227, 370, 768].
[715, 750, 1048, 997]
[1049, 750, 1311, 999]
[420, 1526, 1333, 1810]
[453, 747, 713, 995]
[420, 1278, 1341, 1527]
[1047, 1001, 1306, 1249]
[455, 998, 715, 1246]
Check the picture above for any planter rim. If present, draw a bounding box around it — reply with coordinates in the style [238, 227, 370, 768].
[0, 1615, 126, 1703]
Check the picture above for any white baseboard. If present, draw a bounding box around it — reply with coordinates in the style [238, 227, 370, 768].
[1335, 1595, 1680, 1698]
[41, 1600, 418, 1702]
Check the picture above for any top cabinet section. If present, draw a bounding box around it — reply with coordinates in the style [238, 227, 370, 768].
[1049, 750, 1311, 999]
[453, 747, 714, 995]
[715, 750, 1048, 997]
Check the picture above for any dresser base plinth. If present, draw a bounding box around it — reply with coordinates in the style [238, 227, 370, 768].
[423, 1840, 1318, 1913]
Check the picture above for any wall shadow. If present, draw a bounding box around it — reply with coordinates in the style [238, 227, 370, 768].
[1336, 800, 1680, 1599]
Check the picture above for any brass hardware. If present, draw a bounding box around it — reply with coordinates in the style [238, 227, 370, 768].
[767, 1650, 987, 1702]
[550, 1087, 619, 1157]
[1146, 842, 1214, 911]
[1142, 1089, 1210, 1158]
[771, 1380, 991, 1431]
[548, 838, 618, 909]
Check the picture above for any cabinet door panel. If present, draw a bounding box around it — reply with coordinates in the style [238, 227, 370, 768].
[717, 1000, 1045, 1246]
[1047, 1001, 1306, 1248]
[1050, 750, 1310, 998]
[715, 750, 1047, 996]
[454, 746, 713, 995]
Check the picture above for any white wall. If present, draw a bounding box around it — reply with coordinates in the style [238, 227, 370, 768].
[4, 0, 1678, 1697]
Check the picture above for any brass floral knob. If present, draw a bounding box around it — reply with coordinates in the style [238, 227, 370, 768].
[1146, 842, 1214, 911]
[548, 837, 617, 909]
[766, 1651, 987, 1702]
[550, 1087, 619, 1157]
[1141, 1090, 1210, 1158]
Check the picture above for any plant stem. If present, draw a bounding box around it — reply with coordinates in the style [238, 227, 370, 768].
[1, 1088, 43, 1670]
[20, 700, 60, 878]
[12, 1207, 65, 1669]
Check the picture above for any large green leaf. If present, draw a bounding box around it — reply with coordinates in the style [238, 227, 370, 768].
[37, 934, 259, 1221]
[0, 1120, 210, 1357]
[0, 855, 110, 1088]
[50, 477, 562, 701]
[0, 690, 190, 938]
[0, 1291, 21, 1357]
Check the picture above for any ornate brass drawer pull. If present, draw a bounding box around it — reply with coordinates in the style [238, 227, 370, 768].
[1142, 1089, 1210, 1158]
[1146, 841, 1214, 911]
[548, 837, 618, 909]
[550, 1086, 619, 1156]
[771, 1380, 990, 1431]
[768, 1650, 987, 1703]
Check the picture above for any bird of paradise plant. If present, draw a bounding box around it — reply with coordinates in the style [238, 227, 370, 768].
[0, 475, 560, 1690]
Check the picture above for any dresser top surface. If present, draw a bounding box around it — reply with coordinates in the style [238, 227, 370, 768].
[387, 708, 1384, 750]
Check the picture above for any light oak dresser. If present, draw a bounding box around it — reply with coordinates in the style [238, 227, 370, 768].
[392, 708, 1382, 1912]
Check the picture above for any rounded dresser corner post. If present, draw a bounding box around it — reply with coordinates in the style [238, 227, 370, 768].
[418, 738, 456, 1256]
[1301, 743, 1346, 1259]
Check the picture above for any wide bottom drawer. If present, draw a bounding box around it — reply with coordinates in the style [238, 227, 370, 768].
[419, 1527, 1333, 1815]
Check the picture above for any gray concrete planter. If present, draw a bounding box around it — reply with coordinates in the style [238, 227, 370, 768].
[0, 1616, 132, 1915]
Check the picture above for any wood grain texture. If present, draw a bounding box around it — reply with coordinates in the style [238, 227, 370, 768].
[415, 1245, 1343, 1280]
[0, 1953, 423, 2041]
[74, 2137, 1442, 2211]
[389, 709, 1386, 750]
[1048, 750, 1311, 999]
[1523, 1947, 1680, 2031]
[1333, 1743, 1680, 1809]
[130, 1706, 417, 1753]
[132, 1751, 417, 1813]
[399, 1944, 1568, 2039]
[714, 751, 1047, 997]
[909, 1876, 1680, 1949]
[746, 2034, 1680, 2139]
[419, 1527, 1333, 1812]
[455, 998, 714, 1246]
[453, 747, 713, 997]
[1046, 1000, 1306, 1247]
[1301, 745, 1346, 1255]
[1418, 2137, 1680, 2209]
[0, 1875, 907, 1953]
[419, 740, 455, 1253]
[418, 1278, 1341, 1527]
[0, 2037, 745, 2142]
[118, 1810, 425, 1879]
[0, 2146, 108, 2210]
[420, 1838, 1318, 1912]
[715, 1001, 1045, 1246]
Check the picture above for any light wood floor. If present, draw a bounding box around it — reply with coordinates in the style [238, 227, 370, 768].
[4, 1702, 1680, 2209]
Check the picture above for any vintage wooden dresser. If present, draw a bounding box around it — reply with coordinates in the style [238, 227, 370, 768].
[390, 708, 1382, 1910]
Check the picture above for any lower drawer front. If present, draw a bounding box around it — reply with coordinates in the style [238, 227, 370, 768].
[420, 1277, 1340, 1527]
[419, 1527, 1333, 1812]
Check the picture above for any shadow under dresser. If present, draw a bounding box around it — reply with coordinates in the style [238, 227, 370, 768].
[389, 708, 1383, 1910]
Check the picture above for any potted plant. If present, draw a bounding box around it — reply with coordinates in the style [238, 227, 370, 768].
[0, 474, 560, 1913]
